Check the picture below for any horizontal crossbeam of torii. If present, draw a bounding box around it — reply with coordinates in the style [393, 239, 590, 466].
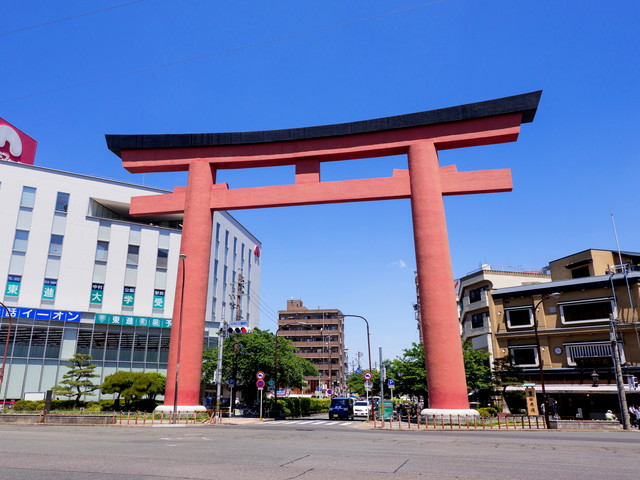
[106, 91, 541, 413]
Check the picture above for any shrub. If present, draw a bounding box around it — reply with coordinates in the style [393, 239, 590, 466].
[477, 407, 498, 417]
[12, 400, 44, 411]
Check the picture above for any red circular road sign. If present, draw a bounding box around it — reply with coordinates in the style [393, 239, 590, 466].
[256, 371, 265, 379]
[256, 379, 265, 388]
[363, 371, 372, 380]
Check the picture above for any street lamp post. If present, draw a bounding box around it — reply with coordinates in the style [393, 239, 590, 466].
[0, 301, 15, 407]
[172, 253, 187, 424]
[339, 315, 372, 376]
[532, 292, 560, 429]
[339, 314, 372, 417]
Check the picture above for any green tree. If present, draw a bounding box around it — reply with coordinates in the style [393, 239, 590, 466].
[138, 372, 165, 401]
[202, 328, 318, 406]
[492, 356, 524, 413]
[385, 342, 428, 401]
[101, 371, 135, 409]
[52, 353, 100, 407]
[101, 371, 166, 410]
[462, 340, 492, 391]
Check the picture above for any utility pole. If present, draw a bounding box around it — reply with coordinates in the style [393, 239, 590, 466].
[215, 310, 226, 420]
[610, 314, 630, 429]
[235, 272, 244, 322]
[379, 347, 384, 400]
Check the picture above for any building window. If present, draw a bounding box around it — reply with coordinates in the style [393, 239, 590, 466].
[559, 299, 613, 324]
[12, 230, 29, 252]
[48, 234, 64, 256]
[509, 346, 538, 367]
[468, 287, 483, 303]
[126, 245, 139, 266]
[565, 342, 615, 366]
[55, 192, 70, 213]
[156, 248, 168, 269]
[571, 266, 590, 278]
[95, 241, 109, 262]
[470, 312, 486, 329]
[505, 307, 533, 328]
[20, 186, 36, 208]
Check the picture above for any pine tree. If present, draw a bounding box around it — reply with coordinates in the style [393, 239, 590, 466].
[52, 353, 100, 407]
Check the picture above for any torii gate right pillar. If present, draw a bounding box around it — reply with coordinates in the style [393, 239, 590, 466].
[408, 142, 473, 412]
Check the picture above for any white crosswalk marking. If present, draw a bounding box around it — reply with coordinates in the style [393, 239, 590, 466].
[251, 419, 359, 428]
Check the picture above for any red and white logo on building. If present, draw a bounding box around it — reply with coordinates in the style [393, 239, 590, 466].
[0, 118, 37, 165]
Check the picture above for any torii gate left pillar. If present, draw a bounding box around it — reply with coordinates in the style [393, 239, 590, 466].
[106, 91, 541, 414]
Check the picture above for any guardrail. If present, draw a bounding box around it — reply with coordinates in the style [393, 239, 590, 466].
[372, 413, 546, 430]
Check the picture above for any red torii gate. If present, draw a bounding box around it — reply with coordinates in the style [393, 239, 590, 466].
[106, 91, 541, 414]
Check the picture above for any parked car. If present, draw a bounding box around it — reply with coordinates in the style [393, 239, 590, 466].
[329, 397, 354, 420]
[353, 400, 370, 418]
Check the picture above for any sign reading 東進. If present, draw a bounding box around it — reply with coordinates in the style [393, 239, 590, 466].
[0, 118, 37, 165]
[5, 275, 21, 297]
[42, 278, 57, 300]
[0, 305, 80, 322]
[94, 313, 172, 329]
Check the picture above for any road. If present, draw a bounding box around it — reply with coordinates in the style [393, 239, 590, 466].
[0, 418, 638, 479]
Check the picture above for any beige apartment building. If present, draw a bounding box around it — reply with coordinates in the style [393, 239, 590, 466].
[459, 264, 552, 362]
[490, 249, 640, 419]
[277, 300, 346, 396]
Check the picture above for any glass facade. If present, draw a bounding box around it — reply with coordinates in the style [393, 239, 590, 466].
[0, 316, 172, 401]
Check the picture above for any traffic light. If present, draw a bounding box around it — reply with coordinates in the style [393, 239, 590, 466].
[227, 325, 250, 335]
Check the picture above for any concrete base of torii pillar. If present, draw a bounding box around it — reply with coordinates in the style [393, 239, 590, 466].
[154, 405, 207, 414]
[420, 408, 480, 423]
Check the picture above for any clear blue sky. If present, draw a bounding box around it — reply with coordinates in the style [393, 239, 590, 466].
[3, 1, 639, 364]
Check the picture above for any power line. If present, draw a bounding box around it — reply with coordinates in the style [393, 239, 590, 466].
[0, 0, 448, 104]
[0, 1, 145, 37]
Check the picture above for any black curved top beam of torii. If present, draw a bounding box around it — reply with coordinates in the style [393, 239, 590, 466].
[106, 91, 541, 155]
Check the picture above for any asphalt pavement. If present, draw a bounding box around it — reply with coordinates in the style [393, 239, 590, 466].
[0, 418, 638, 480]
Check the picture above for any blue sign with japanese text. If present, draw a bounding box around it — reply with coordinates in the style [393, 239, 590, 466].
[94, 314, 172, 329]
[0, 306, 81, 322]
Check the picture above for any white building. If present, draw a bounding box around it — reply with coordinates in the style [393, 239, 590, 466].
[0, 160, 261, 402]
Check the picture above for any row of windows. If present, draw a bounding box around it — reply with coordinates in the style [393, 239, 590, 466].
[504, 299, 614, 329]
[508, 341, 616, 367]
[465, 299, 613, 333]
[19, 187, 67, 211]
[0, 322, 172, 365]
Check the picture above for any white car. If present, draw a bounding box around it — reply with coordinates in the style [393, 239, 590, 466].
[353, 400, 370, 418]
